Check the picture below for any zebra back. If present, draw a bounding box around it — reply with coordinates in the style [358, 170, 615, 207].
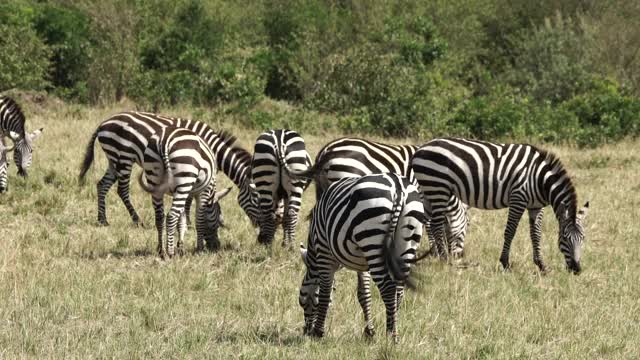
[0, 96, 26, 137]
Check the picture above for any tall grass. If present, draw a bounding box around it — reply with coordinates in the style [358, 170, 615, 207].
[0, 101, 638, 359]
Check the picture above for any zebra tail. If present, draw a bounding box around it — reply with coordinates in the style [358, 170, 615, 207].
[138, 149, 175, 196]
[383, 187, 416, 289]
[278, 144, 314, 180]
[79, 129, 99, 184]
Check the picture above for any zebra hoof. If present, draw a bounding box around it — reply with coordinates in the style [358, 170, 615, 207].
[98, 219, 110, 227]
[387, 331, 399, 344]
[309, 328, 324, 338]
[364, 327, 375, 338]
[176, 248, 185, 257]
[206, 243, 220, 252]
[500, 257, 511, 271]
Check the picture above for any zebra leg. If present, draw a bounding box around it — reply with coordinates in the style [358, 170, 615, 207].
[310, 271, 336, 338]
[257, 197, 276, 245]
[499, 205, 526, 270]
[116, 173, 142, 226]
[357, 271, 375, 337]
[430, 212, 448, 260]
[396, 286, 405, 308]
[184, 194, 193, 226]
[528, 208, 546, 273]
[165, 206, 183, 258]
[176, 210, 187, 256]
[152, 196, 166, 259]
[375, 275, 400, 343]
[195, 195, 207, 252]
[96, 168, 117, 226]
[282, 198, 301, 248]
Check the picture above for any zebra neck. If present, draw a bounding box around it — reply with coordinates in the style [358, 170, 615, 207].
[215, 145, 252, 188]
[544, 171, 578, 222]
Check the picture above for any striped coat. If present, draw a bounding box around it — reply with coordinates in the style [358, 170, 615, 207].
[411, 138, 589, 273]
[137, 126, 231, 258]
[299, 173, 425, 342]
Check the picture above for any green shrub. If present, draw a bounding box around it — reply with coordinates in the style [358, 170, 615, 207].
[502, 13, 593, 104]
[450, 86, 530, 139]
[561, 78, 640, 146]
[0, 23, 51, 92]
[34, 4, 93, 100]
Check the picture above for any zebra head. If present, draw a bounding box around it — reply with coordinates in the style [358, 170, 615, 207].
[0, 136, 15, 193]
[558, 201, 589, 274]
[299, 243, 319, 335]
[202, 187, 233, 249]
[9, 128, 43, 177]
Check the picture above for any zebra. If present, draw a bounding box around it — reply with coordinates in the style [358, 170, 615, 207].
[299, 173, 425, 342]
[136, 126, 231, 258]
[281, 136, 470, 257]
[250, 129, 312, 246]
[0, 135, 15, 192]
[0, 96, 44, 178]
[410, 137, 589, 273]
[79, 111, 261, 227]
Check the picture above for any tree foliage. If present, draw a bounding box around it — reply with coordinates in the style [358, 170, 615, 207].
[1, 0, 640, 146]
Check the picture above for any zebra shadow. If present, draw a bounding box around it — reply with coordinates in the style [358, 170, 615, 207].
[211, 328, 305, 346]
[79, 248, 154, 260]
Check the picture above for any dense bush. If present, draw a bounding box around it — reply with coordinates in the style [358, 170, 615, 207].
[0, 1, 51, 92]
[1, 0, 639, 147]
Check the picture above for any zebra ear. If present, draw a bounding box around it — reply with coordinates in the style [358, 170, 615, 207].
[578, 201, 589, 220]
[300, 243, 309, 266]
[9, 131, 20, 142]
[213, 187, 232, 202]
[29, 128, 44, 142]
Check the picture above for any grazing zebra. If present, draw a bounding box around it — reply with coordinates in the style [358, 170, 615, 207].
[299, 173, 425, 342]
[251, 129, 312, 246]
[137, 126, 231, 258]
[282, 136, 470, 257]
[79, 111, 260, 227]
[0, 135, 14, 192]
[0, 96, 44, 178]
[411, 138, 589, 273]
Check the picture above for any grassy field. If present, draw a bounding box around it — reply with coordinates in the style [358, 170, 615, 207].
[1, 98, 639, 359]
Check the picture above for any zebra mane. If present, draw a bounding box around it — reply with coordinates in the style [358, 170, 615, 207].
[216, 130, 252, 164]
[540, 148, 578, 221]
[0, 96, 26, 134]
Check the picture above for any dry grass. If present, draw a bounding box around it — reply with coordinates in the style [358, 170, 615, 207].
[1, 100, 639, 359]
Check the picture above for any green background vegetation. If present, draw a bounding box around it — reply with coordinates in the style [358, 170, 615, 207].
[2, 0, 640, 146]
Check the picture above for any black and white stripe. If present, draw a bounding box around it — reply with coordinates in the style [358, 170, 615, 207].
[0, 135, 14, 192]
[0, 96, 44, 179]
[79, 111, 258, 227]
[137, 126, 231, 258]
[283, 137, 470, 257]
[411, 138, 589, 273]
[299, 173, 425, 342]
[250, 129, 312, 246]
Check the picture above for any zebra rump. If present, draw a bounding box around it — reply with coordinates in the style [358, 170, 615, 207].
[299, 173, 425, 341]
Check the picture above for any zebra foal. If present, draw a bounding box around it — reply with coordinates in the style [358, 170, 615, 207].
[137, 126, 230, 258]
[299, 173, 425, 342]
[411, 138, 589, 273]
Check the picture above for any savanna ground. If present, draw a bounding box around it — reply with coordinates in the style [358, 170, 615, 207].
[1, 98, 639, 359]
